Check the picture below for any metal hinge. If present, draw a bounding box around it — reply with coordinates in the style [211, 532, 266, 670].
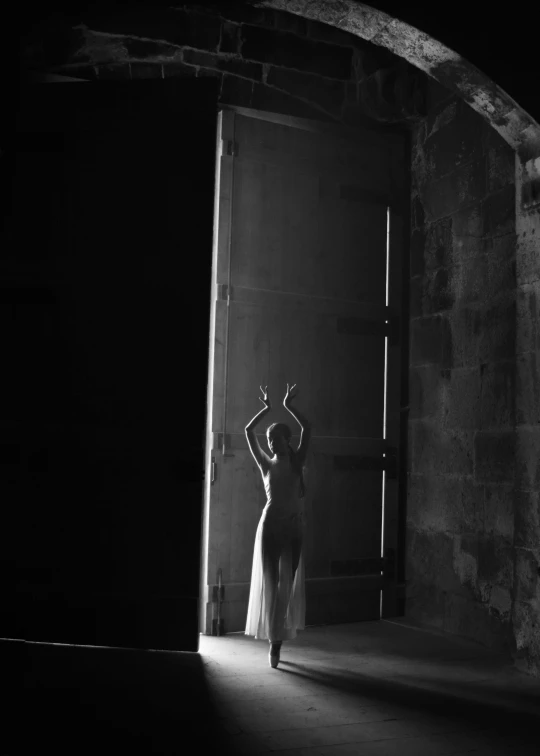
[211, 457, 217, 485]
[224, 139, 238, 157]
[217, 283, 230, 300]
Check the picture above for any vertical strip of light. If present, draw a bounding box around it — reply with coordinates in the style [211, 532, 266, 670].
[200, 113, 224, 637]
[380, 206, 390, 618]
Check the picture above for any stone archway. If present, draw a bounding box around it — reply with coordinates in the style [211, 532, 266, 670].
[257, 0, 540, 160]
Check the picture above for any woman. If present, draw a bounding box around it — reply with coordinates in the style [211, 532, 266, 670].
[244, 382, 312, 669]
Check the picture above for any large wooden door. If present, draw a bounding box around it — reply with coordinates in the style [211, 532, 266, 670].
[203, 109, 406, 634]
[1, 80, 218, 651]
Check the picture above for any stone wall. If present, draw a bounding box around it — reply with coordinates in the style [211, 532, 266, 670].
[407, 78, 518, 652]
[19, 2, 426, 126]
[515, 156, 540, 675]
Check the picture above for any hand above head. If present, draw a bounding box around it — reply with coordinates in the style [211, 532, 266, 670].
[283, 382, 298, 407]
[259, 385, 271, 410]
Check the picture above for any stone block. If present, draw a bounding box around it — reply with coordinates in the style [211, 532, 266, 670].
[450, 298, 516, 368]
[474, 431, 515, 484]
[266, 66, 346, 117]
[514, 548, 539, 602]
[516, 351, 540, 425]
[407, 473, 482, 534]
[409, 275, 423, 318]
[410, 314, 452, 367]
[411, 194, 425, 230]
[486, 128, 516, 194]
[410, 228, 426, 277]
[421, 267, 453, 314]
[516, 281, 540, 355]
[219, 21, 240, 54]
[184, 49, 263, 80]
[516, 212, 540, 286]
[452, 533, 479, 590]
[487, 584, 512, 622]
[306, 18, 357, 48]
[129, 63, 163, 79]
[480, 361, 515, 430]
[484, 184, 516, 238]
[124, 38, 180, 60]
[215, 2, 276, 27]
[516, 426, 540, 491]
[452, 241, 515, 307]
[484, 234, 517, 291]
[451, 203, 484, 239]
[451, 255, 487, 307]
[354, 42, 400, 78]
[424, 99, 485, 178]
[409, 364, 445, 420]
[410, 420, 474, 476]
[406, 528, 459, 592]
[514, 489, 540, 550]
[425, 97, 458, 140]
[274, 9, 308, 36]
[444, 366, 482, 430]
[163, 61, 197, 78]
[477, 535, 514, 585]
[197, 68, 223, 80]
[443, 592, 509, 650]
[512, 600, 540, 674]
[420, 157, 487, 222]
[423, 217, 453, 270]
[241, 25, 353, 80]
[460, 478, 486, 534]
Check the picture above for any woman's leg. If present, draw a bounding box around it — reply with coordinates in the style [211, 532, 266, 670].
[261, 520, 281, 642]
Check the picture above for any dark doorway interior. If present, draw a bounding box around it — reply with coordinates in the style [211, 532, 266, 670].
[2, 79, 218, 652]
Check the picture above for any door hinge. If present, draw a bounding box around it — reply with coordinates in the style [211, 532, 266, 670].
[217, 283, 230, 300]
[211, 457, 217, 485]
[224, 139, 238, 157]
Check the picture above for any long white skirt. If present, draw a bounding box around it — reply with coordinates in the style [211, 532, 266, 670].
[245, 504, 306, 641]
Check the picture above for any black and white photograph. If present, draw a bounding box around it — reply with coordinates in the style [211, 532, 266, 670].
[2, 1, 540, 754]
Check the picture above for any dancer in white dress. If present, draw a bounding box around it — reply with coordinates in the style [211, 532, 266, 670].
[244, 383, 312, 669]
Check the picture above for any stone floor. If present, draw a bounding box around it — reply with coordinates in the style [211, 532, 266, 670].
[12, 618, 540, 755]
[201, 619, 540, 755]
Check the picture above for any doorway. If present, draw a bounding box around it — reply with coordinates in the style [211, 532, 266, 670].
[201, 107, 407, 635]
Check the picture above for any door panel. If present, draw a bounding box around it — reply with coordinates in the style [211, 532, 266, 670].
[2, 80, 218, 650]
[204, 110, 405, 633]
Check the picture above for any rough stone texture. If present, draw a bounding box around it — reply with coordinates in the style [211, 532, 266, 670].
[408, 76, 518, 656]
[19, 4, 428, 126]
[257, 0, 540, 159]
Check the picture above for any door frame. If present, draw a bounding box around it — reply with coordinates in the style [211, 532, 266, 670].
[200, 105, 409, 634]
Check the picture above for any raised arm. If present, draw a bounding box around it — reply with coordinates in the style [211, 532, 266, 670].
[245, 386, 272, 472]
[283, 383, 312, 465]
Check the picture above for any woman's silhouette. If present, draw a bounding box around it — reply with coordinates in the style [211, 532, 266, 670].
[244, 382, 311, 668]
